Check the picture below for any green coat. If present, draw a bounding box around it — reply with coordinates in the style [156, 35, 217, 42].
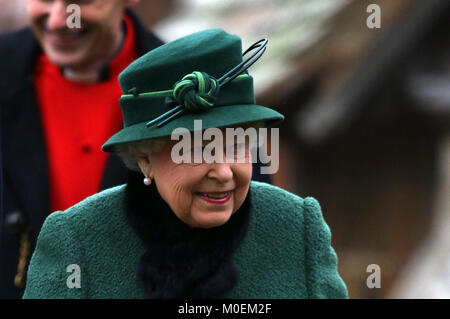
[23, 181, 348, 299]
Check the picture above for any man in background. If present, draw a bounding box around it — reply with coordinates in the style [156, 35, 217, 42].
[0, 0, 163, 298]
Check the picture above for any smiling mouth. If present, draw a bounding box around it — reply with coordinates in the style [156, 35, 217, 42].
[44, 29, 89, 49]
[196, 191, 233, 204]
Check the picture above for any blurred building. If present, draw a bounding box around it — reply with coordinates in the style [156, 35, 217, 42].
[282, 0, 449, 298]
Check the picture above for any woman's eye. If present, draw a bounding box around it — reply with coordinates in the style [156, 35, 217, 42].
[177, 144, 248, 163]
[180, 146, 205, 163]
[225, 143, 247, 159]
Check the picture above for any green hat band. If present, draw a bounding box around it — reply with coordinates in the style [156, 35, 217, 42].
[120, 74, 254, 128]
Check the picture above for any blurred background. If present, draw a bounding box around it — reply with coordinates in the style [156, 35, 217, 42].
[1, 0, 449, 298]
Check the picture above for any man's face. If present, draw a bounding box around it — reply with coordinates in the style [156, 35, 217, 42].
[27, 0, 127, 69]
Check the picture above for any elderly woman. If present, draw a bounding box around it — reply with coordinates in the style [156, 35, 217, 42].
[23, 29, 347, 299]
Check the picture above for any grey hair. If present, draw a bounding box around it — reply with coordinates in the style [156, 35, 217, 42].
[114, 137, 168, 172]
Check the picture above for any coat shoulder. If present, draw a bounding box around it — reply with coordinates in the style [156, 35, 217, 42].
[61, 184, 127, 227]
[0, 28, 36, 68]
[41, 185, 129, 241]
[249, 180, 304, 203]
[24, 185, 131, 298]
[235, 182, 347, 299]
[227, 182, 328, 298]
[249, 181, 321, 224]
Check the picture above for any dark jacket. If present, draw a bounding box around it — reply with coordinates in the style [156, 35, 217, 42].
[23, 181, 348, 299]
[0, 10, 164, 298]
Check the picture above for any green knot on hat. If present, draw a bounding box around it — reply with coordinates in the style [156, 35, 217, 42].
[102, 28, 284, 153]
[166, 71, 220, 112]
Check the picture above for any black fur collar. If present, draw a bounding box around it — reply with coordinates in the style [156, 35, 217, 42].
[123, 170, 251, 298]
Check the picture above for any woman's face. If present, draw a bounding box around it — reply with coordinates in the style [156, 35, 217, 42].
[138, 132, 253, 229]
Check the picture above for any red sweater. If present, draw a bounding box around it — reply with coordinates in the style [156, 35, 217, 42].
[34, 15, 138, 212]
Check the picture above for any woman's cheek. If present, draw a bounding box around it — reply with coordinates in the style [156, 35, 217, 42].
[168, 176, 197, 214]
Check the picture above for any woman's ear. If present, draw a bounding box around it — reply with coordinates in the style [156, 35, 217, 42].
[137, 154, 152, 177]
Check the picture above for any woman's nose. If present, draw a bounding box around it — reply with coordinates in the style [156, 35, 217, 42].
[207, 163, 233, 183]
[47, 1, 68, 31]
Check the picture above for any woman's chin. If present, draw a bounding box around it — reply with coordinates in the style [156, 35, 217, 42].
[190, 210, 233, 229]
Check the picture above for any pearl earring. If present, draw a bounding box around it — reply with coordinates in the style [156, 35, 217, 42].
[143, 177, 152, 186]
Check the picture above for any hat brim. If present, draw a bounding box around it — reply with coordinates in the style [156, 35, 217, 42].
[102, 104, 284, 152]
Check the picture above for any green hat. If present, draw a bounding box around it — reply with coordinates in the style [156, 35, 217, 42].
[102, 28, 284, 152]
